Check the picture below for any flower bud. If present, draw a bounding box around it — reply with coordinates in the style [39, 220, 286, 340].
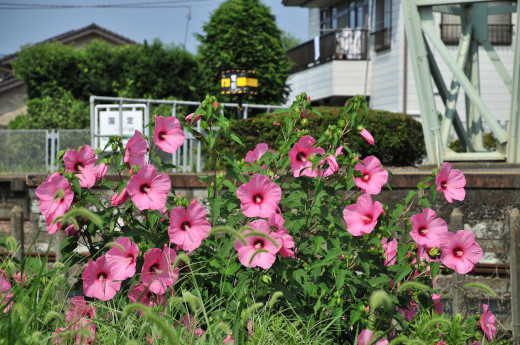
[429, 247, 440, 257]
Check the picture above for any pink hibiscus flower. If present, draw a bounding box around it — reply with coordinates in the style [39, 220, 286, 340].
[321, 146, 344, 177]
[141, 247, 179, 295]
[128, 283, 167, 313]
[360, 128, 375, 145]
[440, 230, 483, 274]
[436, 162, 466, 203]
[54, 296, 96, 345]
[153, 115, 185, 155]
[66, 296, 96, 322]
[234, 219, 281, 269]
[245, 143, 275, 165]
[13, 272, 27, 286]
[82, 256, 122, 301]
[288, 135, 325, 178]
[111, 187, 129, 207]
[481, 304, 496, 340]
[432, 294, 442, 314]
[398, 298, 418, 322]
[63, 145, 98, 188]
[124, 130, 147, 168]
[105, 237, 139, 280]
[410, 208, 448, 248]
[236, 173, 281, 218]
[0, 269, 13, 313]
[96, 162, 108, 181]
[185, 112, 202, 125]
[64, 224, 79, 237]
[35, 172, 73, 219]
[127, 164, 171, 211]
[169, 199, 211, 252]
[354, 156, 388, 195]
[174, 315, 206, 339]
[357, 329, 388, 345]
[343, 194, 384, 236]
[269, 213, 295, 258]
[381, 237, 397, 266]
[46, 213, 65, 235]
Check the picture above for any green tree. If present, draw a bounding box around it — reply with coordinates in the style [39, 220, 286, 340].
[12, 39, 200, 102]
[281, 30, 302, 51]
[197, 0, 291, 106]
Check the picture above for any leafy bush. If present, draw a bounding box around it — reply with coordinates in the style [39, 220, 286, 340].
[449, 132, 498, 152]
[0, 94, 505, 345]
[8, 88, 89, 129]
[12, 39, 200, 102]
[214, 105, 425, 167]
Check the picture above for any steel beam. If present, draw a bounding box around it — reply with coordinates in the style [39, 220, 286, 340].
[440, 23, 472, 149]
[403, 0, 441, 164]
[426, 43, 472, 152]
[507, 1, 520, 162]
[420, 13, 508, 144]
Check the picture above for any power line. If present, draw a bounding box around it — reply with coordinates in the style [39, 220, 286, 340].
[0, 0, 211, 9]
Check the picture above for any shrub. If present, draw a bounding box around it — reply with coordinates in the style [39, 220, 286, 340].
[214, 106, 425, 168]
[8, 88, 89, 130]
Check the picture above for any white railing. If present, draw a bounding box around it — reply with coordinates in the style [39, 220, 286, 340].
[90, 96, 285, 173]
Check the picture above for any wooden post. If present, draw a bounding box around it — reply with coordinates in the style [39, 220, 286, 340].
[449, 208, 464, 316]
[10, 205, 24, 261]
[509, 208, 520, 342]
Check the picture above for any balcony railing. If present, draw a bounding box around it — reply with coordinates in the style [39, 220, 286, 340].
[286, 28, 369, 72]
[440, 24, 514, 45]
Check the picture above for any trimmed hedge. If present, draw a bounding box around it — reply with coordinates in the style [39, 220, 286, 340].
[216, 106, 425, 166]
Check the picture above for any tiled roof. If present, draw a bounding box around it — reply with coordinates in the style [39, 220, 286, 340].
[0, 23, 137, 67]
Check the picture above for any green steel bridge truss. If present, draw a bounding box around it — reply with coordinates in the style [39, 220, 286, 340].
[402, 0, 520, 164]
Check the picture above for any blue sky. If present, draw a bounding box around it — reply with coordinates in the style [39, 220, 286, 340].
[0, 0, 309, 56]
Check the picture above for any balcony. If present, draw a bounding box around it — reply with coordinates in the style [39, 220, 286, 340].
[440, 24, 514, 45]
[286, 28, 369, 72]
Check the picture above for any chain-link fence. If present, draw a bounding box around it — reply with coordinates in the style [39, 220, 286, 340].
[0, 130, 48, 173]
[0, 128, 201, 174]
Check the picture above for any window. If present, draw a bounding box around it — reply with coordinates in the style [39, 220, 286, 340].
[441, 2, 513, 45]
[374, 0, 391, 51]
[320, 0, 367, 32]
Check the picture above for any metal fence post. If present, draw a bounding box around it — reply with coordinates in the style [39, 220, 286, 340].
[509, 208, 520, 342]
[449, 207, 464, 315]
[10, 205, 24, 261]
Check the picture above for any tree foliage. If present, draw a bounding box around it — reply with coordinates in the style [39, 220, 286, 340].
[197, 0, 291, 105]
[12, 39, 200, 102]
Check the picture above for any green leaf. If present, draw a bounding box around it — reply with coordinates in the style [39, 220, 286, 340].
[418, 197, 431, 208]
[405, 190, 417, 204]
[222, 179, 237, 192]
[394, 265, 412, 283]
[229, 133, 244, 147]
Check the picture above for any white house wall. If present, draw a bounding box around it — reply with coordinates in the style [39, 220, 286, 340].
[309, 8, 321, 38]
[369, 0, 405, 113]
[286, 60, 369, 104]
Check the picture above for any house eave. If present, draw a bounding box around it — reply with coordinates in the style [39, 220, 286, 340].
[283, 0, 342, 8]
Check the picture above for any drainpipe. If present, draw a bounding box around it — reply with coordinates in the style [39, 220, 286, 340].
[402, 30, 408, 115]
